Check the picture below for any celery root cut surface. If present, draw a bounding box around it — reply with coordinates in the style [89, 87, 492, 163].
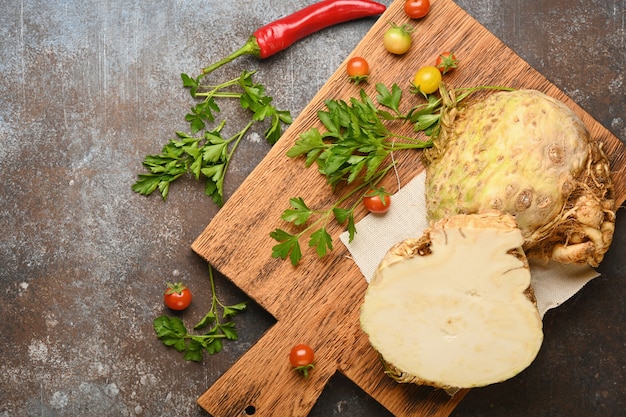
[360, 211, 544, 389]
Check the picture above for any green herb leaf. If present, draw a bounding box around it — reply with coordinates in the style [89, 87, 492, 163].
[270, 229, 303, 266]
[204, 180, 223, 206]
[183, 340, 205, 362]
[194, 311, 216, 330]
[280, 197, 313, 226]
[332, 207, 352, 224]
[153, 316, 188, 351]
[223, 302, 248, 318]
[309, 228, 333, 258]
[134, 70, 292, 205]
[181, 73, 199, 97]
[345, 213, 356, 242]
[413, 113, 441, 132]
[154, 315, 185, 338]
[376, 83, 402, 114]
[286, 128, 327, 168]
[202, 142, 228, 163]
[203, 338, 223, 355]
[219, 322, 239, 340]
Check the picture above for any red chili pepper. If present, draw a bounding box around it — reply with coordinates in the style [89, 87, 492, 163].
[200, 0, 386, 77]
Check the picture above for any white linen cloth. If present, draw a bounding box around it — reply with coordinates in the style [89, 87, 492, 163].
[339, 172, 599, 318]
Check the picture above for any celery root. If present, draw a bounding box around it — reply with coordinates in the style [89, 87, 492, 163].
[360, 211, 543, 389]
[423, 89, 615, 267]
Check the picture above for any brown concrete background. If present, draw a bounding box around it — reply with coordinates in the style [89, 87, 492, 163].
[0, 0, 623, 416]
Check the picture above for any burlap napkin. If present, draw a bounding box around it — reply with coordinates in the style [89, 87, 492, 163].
[339, 172, 599, 318]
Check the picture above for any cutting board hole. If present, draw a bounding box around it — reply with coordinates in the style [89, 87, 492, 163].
[244, 405, 256, 415]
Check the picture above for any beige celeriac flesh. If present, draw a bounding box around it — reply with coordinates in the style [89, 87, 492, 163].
[360, 212, 544, 389]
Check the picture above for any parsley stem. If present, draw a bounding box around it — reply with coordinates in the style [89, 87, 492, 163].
[193, 75, 244, 100]
[383, 137, 433, 149]
[206, 263, 228, 331]
[195, 92, 242, 99]
[189, 333, 229, 341]
[224, 120, 254, 175]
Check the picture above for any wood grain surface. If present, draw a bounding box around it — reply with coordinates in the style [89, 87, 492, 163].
[191, 0, 626, 416]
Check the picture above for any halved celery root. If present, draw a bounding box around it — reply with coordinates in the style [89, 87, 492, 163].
[360, 211, 543, 389]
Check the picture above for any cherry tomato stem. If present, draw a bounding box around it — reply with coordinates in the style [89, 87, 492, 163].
[436, 52, 459, 74]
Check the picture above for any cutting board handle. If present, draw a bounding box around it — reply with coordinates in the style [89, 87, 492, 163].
[197, 320, 336, 417]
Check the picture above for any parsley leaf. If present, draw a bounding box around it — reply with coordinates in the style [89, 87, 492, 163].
[269, 229, 303, 266]
[280, 197, 312, 225]
[309, 228, 333, 258]
[376, 83, 403, 116]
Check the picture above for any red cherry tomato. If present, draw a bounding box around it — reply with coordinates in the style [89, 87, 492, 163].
[290, 344, 315, 378]
[346, 56, 370, 85]
[346, 56, 369, 77]
[164, 282, 192, 311]
[404, 0, 430, 19]
[290, 344, 315, 367]
[363, 190, 391, 214]
[435, 51, 459, 74]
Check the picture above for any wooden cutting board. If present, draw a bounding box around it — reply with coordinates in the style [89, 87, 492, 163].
[191, 0, 626, 416]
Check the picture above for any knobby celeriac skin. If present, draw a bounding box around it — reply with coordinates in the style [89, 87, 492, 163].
[423, 89, 615, 267]
[360, 211, 543, 390]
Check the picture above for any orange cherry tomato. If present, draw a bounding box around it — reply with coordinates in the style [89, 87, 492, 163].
[289, 344, 315, 368]
[290, 344, 315, 378]
[346, 56, 369, 77]
[346, 56, 370, 85]
[404, 0, 430, 19]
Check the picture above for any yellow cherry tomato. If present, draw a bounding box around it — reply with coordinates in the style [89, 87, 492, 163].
[383, 24, 413, 55]
[412, 66, 442, 94]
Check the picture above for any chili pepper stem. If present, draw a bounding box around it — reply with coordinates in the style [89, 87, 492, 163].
[199, 36, 261, 79]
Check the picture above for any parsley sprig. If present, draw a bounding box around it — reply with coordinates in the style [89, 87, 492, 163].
[271, 83, 508, 265]
[133, 70, 292, 205]
[153, 265, 247, 362]
[270, 83, 433, 265]
[284, 85, 425, 187]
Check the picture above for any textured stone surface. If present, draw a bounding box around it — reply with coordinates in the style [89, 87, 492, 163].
[0, 1, 623, 416]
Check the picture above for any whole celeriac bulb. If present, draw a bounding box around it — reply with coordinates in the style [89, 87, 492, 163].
[423, 89, 615, 267]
